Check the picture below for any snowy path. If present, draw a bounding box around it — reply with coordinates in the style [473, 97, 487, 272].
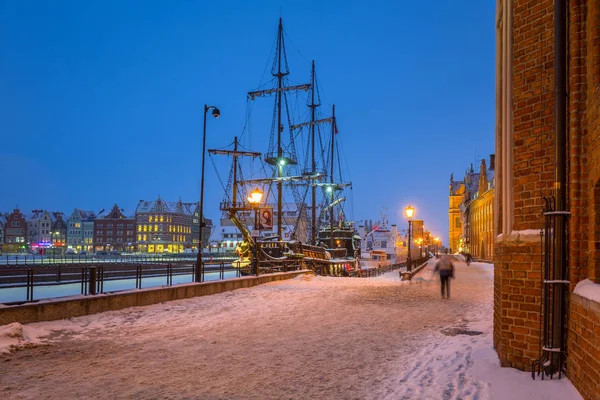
[0, 259, 581, 399]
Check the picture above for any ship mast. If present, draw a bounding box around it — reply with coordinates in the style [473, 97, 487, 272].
[309, 61, 319, 244]
[209, 136, 261, 212]
[247, 18, 311, 241]
[276, 18, 284, 240]
[330, 104, 336, 249]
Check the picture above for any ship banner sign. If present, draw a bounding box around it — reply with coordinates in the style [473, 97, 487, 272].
[258, 206, 273, 230]
[412, 220, 424, 240]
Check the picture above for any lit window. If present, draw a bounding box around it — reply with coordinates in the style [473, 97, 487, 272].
[160, 216, 164, 222]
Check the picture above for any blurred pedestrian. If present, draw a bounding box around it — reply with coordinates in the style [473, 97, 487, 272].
[465, 253, 472, 266]
[434, 255, 455, 299]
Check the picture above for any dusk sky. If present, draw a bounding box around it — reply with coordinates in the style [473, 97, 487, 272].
[0, 1, 496, 244]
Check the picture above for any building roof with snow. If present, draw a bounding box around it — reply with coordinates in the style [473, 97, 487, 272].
[136, 196, 196, 216]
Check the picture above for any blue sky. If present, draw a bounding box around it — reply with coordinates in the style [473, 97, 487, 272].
[0, 0, 495, 244]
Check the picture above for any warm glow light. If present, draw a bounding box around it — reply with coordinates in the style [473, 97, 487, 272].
[405, 205, 415, 219]
[247, 188, 264, 204]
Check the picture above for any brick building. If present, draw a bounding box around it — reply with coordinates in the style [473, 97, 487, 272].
[451, 167, 476, 253]
[448, 180, 463, 254]
[449, 156, 495, 259]
[93, 204, 136, 252]
[470, 159, 495, 260]
[464, 157, 495, 260]
[3, 209, 27, 252]
[135, 196, 195, 253]
[494, 1, 599, 398]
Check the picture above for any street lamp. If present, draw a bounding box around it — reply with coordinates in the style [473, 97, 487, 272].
[405, 205, 415, 272]
[434, 237, 440, 258]
[196, 104, 220, 283]
[417, 237, 423, 258]
[247, 187, 264, 276]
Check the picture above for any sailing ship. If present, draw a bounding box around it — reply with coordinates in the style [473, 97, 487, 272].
[209, 18, 360, 276]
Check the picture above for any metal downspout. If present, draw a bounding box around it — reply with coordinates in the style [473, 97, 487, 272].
[551, 0, 568, 375]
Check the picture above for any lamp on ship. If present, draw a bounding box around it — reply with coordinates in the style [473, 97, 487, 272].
[404, 205, 415, 272]
[247, 188, 264, 276]
[197, 104, 221, 283]
[248, 188, 263, 205]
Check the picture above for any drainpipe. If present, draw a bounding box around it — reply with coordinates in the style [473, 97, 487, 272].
[551, 0, 568, 374]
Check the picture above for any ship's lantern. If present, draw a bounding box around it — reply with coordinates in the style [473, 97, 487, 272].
[247, 188, 263, 205]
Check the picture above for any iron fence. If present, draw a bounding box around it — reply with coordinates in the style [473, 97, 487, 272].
[0, 261, 241, 304]
[0, 253, 237, 266]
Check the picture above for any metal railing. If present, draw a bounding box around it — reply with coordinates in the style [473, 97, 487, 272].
[0, 253, 237, 266]
[354, 257, 428, 278]
[0, 261, 242, 304]
[2, 256, 433, 304]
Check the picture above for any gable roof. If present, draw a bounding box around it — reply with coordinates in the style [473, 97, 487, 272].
[136, 197, 197, 216]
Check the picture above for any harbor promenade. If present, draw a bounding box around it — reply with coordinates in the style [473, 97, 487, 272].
[0, 259, 580, 399]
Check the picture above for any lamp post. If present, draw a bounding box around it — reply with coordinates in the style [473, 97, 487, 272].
[196, 104, 220, 283]
[405, 205, 414, 272]
[247, 187, 264, 276]
[434, 237, 440, 258]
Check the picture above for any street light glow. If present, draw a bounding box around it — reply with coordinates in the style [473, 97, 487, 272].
[405, 205, 415, 219]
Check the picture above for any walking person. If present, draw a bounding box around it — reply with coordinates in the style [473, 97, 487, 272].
[465, 253, 472, 266]
[434, 255, 455, 299]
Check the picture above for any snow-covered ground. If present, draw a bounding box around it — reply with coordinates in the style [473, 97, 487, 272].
[0, 259, 582, 399]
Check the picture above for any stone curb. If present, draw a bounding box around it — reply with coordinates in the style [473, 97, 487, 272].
[0, 270, 311, 326]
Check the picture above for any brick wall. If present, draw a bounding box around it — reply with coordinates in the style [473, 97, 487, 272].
[566, 3, 600, 400]
[568, 294, 600, 400]
[512, 0, 555, 230]
[494, 241, 542, 370]
[586, 0, 600, 284]
[494, 0, 554, 370]
[496, 1, 600, 398]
